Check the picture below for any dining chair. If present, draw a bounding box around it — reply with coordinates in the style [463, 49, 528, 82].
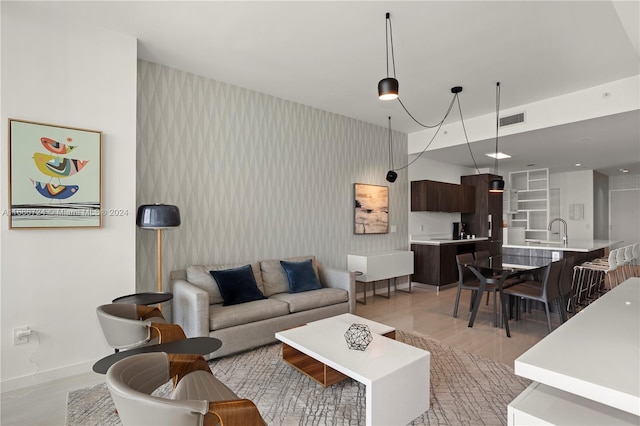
[557, 256, 576, 322]
[473, 250, 492, 305]
[453, 253, 498, 320]
[504, 259, 564, 333]
[474, 250, 490, 261]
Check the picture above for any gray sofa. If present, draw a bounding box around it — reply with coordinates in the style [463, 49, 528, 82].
[170, 255, 355, 358]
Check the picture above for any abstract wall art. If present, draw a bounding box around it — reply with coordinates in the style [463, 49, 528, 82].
[8, 119, 102, 229]
[354, 183, 389, 234]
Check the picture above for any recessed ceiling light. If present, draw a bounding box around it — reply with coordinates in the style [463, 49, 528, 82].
[620, 168, 629, 173]
[575, 163, 582, 167]
[485, 152, 511, 159]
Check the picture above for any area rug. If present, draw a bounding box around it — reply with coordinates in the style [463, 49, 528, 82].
[66, 331, 530, 425]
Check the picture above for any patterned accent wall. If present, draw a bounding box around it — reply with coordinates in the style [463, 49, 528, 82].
[136, 61, 409, 291]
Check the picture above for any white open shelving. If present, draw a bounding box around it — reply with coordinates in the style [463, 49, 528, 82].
[508, 169, 550, 241]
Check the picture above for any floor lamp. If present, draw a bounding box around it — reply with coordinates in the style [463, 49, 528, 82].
[136, 204, 181, 310]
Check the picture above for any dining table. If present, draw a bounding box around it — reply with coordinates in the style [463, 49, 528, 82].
[461, 256, 519, 338]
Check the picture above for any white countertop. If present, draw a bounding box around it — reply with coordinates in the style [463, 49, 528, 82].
[514, 278, 640, 416]
[502, 239, 621, 252]
[410, 234, 489, 245]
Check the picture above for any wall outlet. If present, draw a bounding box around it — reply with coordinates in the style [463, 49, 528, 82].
[391, 225, 397, 233]
[13, 326, 31, 345]
[420, 225, 425, 232]
[552, 251, 560, 261]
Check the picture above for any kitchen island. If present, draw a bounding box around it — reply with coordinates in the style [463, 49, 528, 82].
[502, 239, 621, 268]
[508, 277, 640, 425]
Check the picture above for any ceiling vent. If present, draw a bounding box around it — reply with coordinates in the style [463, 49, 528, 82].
[500, 112, 525, 127]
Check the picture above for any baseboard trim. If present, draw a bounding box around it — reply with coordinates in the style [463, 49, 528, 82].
[1, 359, 96, 393]
[412, 282, 457, 292]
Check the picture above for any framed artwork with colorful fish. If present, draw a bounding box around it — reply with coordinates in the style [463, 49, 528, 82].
[8, 119, 102, 229]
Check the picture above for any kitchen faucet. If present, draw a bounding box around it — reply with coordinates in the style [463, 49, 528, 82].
[548, 218, 568, 244]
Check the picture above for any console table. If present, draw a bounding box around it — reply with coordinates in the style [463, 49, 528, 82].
[347, 250, 414, 304]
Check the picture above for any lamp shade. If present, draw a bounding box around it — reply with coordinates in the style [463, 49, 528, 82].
[378, 77, 399, 100]
[136, 204, 181, 229]
[489, 178, 505, 193]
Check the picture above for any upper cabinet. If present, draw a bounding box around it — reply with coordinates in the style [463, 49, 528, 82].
[411, 180, 475, 213]
[461, 173, 503, 245]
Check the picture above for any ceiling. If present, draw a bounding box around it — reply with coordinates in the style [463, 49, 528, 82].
[10, 1, 640, 176]
[425, 110, 640, 176]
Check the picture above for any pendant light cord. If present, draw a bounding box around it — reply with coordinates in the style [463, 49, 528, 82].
[388, 116, 395, 171]
[390, 89, 496, 188]
[385, 14, 397, 79]
[457, 95, 482, 176]
[381, 12, 501, 186]
[397, 97, 452, 128]
[391, 92, 458, 172]
[494, 82, 501, 176]
[457, 91, 495, 185]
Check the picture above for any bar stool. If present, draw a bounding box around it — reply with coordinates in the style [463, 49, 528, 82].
[623, 245, 635, 279]
[616, 248, 628, 282]
[574, 249, 617, 306]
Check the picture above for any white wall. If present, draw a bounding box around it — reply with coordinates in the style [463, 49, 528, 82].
[407, 155, 476, 238]
[1, 5, 137, 390]
[550, 170, 595, 240]
[135, 61, 410, 291]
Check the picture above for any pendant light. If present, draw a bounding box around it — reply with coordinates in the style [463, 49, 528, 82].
[385, 116, 398, 182]
[375, 12, 498, 187]
[489, 82, 505, 193]
[378, 13, 399, 100]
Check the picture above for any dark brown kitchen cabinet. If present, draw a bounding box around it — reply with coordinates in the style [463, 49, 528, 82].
[412, 242, 476, 286]
[461, 173, 503, 256]
[411, 180, 475, 213]
[459, 185, 475, 213]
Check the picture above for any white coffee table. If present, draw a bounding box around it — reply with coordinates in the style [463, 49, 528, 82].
[275, 313, 430, 426]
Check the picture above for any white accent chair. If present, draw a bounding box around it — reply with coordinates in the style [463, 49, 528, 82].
[96, 303, 183, 352]
[106, 352, 265, 426]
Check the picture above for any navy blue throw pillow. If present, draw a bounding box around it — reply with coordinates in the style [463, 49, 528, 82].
[280, 259, 322, 293]
[210, 265, 266, 306]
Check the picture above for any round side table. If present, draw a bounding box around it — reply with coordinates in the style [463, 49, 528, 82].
[112, 292, 173, 305]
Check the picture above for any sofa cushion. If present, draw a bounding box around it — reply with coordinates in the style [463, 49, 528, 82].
[186, 262, 264, 305]
[260, 255, 319, 297]
[270, 288, 348, 313]
[210, 265, 267, 306]
[209, 298, 290, 330]
[280, 259, 322, 293]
